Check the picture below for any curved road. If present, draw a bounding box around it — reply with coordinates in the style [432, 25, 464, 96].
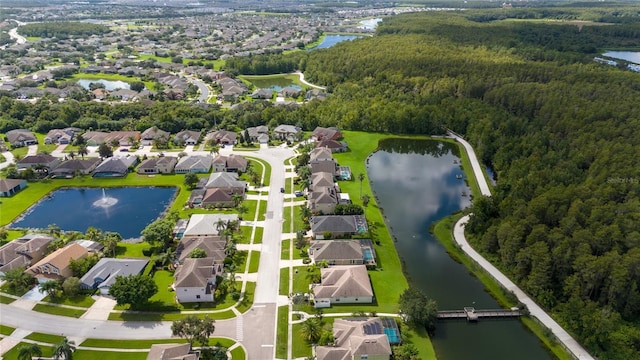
[448, 131, 594, 360]
[293, 71, 325, 90]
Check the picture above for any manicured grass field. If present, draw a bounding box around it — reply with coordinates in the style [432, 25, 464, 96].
[236, 282, 256, 313]
[42, 294, 95, 308]
[275, 305, 288, 359]
[281, 239, 291, 260]
[79, 337, 234, 348]
[279, 267, 289, 296]
[253, 226, 263, 244]
[24, 332, 65, 344]
[0, 325, 15, 336]
[291, 322, 312, 358]
[72, 350, 147, 360]
[0, 294, 16, 304]
[33, 303, 86, 318]
[230, 345, 246, 360]
[248, 251, 260, 273]
[109, 309, 235, 321]
[244, 156, 271, 186]
[116, 242, 151, 258]
[1, 342, 54, 360]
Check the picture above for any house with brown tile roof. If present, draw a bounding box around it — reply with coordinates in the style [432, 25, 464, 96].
[208, 130, 237, 145]
[16, 154, 61, 170]
[308, 239, 376, 266]
[0, 234, 53, 275]
[137, 156, 177, 175]
[176, 236, 226, 263]
[312, 265, 373, 308]
[51, 158, 101, 178]
[27, 243, 88, 282]
[312, 126, 342, 141]
[212, 154, 248, 173]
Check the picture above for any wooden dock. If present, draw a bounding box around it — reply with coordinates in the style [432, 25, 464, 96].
[437, 307, 522, 322]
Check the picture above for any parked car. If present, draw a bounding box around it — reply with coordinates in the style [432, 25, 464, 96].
[294, 190, 304, 197]
[280, 187, 285, 193]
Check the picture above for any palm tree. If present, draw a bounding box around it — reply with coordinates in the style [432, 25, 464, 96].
[39, 280, 62, 300]
[68, 151, 75, 160]
[300, 319, 322, 343]
[232, 194, 244, 208]
[18, 343, 42, 360]
[316, 260, 329, 269]
[358, 172, 365, 199]
[158, 247, 176, 268]
[215, 219, 226, 234]
[53, 338, 75, 360]
[77, 144, 88, 159]
[0, 267, 35, 293]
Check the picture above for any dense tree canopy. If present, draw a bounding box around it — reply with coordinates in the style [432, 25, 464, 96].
[109, 274, 158, 309]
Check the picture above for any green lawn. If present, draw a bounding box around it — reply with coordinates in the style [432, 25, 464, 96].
[73, 350, 146, 360]
[276, 305, 288, 359]
[404, 326, 438, 360]
[43, 294, 95, 308]
[253, 227, 263, 244]
[279, 267, 289, 296]
[281, 239, 291, 260]
[238, 226, 252, 244]
[147, 270, 177, 308]
[109, 309, 235, 321]
[293, 266, 316, 294]
[0, 325, 15, 336]
[79, 337, 234, 349]
[230, 345, 246, 360]
[236, 282, 256, 313]
[244, 156, 271, 186]
[292, 322, 312, 358]
[35, 133, 59, 154]
[116, 242, 151, 258]
[248, 251, 260, 273]
[32, 303, 86, 318]
[0, 294, 16, 304]
[24, 332, 65, 344]
[1, 342, 54, 360]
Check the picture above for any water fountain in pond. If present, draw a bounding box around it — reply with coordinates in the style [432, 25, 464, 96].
[93, 188, 118, 208]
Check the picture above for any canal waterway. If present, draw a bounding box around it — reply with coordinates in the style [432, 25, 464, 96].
[367, 138, 551, 360]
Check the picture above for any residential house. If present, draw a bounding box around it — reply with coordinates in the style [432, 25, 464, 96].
[17, 154, 61, 171]
[110, 89, 139, 101]
[311, 215, 368, 240]
[93, 88, 109, 100]
[6, 129, 37, 147]
[175, 155, 213, 174]
[279, 86, 302, 98]
[316, 318, 395, 360]
[92, 156, 138, 178]
[208, 130, 237, 145]
[174, 257, 223, 303]
[310, 172, 336, 191]
[190, 171, 248, 207]
[82, 131, 140, 146]
[309, 239, 376, 266]
[174, 130, 201, 146]
[140, 127, 171, 146]
[147, 343, 198, 360]
[80, 258, 149, 295]
[246, 125, 269, 144]
[0, 178, 27, 197]
[309, 147, 334, 163]
[27, 243, 89, 282]
[251, 88, 273, 99]
[0, 234, 53, 275]
[176, 236, 226, 263]
[51, 158, 101, 178]
[137, 156, 178, 175]
[316, 139, 348, 153]
[308, 186, 340, 214]
[305, 89, 327, 101]
[273, 124, 301, 142]
[312, 126, 342, 141]
[182, 214, 239, 237]
[312, 265, 373, 308]
[212, 154, 248, 173]
[44, 128, 77, 145]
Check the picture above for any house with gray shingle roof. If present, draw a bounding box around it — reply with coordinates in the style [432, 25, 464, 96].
[273, 124, 301, 142]
[174, 130, 201, 146]
[51, 158, 101, 178]
[17, 154, 60, 171]
[311, 215, 367, 239]
[175, 155, 213, 174]
[174, 257, 222, 303]
[312, 265, 373, 308]
[183, 214, 239, 237]
[309, 239, 376, 266]
[6, 129, 37, 147]
[140, 127, 171, 146]
[0, 178, 27, 197]
[147, 343, 197, 360]
[92, 156, 137, 177]
[212, 154, 248, 173]
[176, 236, 226, 263]
[137, 156, 177, 175]
[316, 318, 393, 360]
[80, 258, 149, 295]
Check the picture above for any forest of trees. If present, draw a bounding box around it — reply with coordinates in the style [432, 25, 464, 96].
[19, 21, 110, 39]
[2, 6, 640, 358]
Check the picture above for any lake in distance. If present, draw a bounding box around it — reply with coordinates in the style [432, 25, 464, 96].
[11, 187, 176, 239]
[367, 138, 551, 360]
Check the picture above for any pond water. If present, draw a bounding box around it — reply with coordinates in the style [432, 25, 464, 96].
[602, 51, 640, 64]
[367, 138, 551, 360]
[359, 18, 382, 30]
[246, 77, 303, 91]
[11, 187, 176, 239]
[76, 78, 131, 91]
[308, 35, 362, 50]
